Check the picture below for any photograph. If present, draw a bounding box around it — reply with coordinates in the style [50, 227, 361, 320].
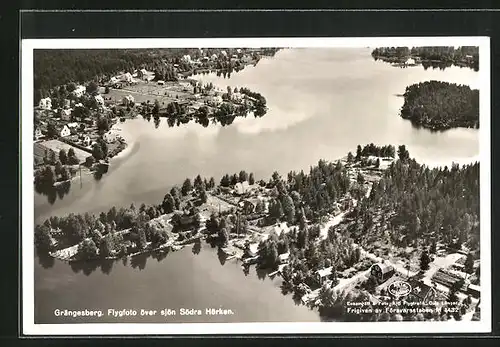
[21, 37, 491, 335]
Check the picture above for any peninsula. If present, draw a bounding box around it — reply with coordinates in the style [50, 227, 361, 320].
[35, 144, 481, 322]
[33, 48, 274, 195]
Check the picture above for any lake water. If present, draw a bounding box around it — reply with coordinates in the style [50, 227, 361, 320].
[33, 47, 480, 323]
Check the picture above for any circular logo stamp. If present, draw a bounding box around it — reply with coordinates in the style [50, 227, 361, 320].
[388, 280, 412, 298]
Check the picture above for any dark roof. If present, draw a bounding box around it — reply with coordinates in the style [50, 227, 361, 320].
[373, 262, 395, 274]
[407, 280, 434, 300]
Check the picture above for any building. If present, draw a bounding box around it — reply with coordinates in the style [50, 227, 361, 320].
[211, 53, 218, 61]
[81, 135, 91, 147]
[220, 50, 228, 58]
[278, 252, 290, 264]
[209, 95, 223, 106]
[370, 263, 395, 282]
[38, 97, 52, 110]
[405, 58, 416, 66]
[467, 284, 480, 299]
[60, 125, 71, 137]
[59, 108, 72, 121]
[234, 181, 250, 196]
[67, 122, 79, 135]
[63, 99, 71, 109]
[94, 94, 105, 108]
[73, 85, 86, 98]
[137, 68, 148, 80]
[231, 92, 243, 103]
[406, 279, 437, 302]
[118, 72, 133, 83]
[157, 80, 165, 86]
[103, 131, 118, 143]
[239, 197, 262, 214]
[316, 267, 333, 286]
[182, 54, 192, 63]
[122, 95, 135, 106]
[34, 127, 44, 141]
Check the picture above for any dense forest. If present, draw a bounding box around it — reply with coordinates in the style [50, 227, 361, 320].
[400, 81, 479, 130]
[253, 146, 479, 307]
[371, 46, 479, 71]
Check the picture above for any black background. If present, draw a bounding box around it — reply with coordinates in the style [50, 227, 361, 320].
[2, 2, 500, 346]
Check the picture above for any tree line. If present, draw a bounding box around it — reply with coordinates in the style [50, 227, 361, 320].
[371, 46, 479, 70]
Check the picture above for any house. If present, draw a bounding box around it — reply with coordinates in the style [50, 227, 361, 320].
[94, 94, 105, 108]
[103, 131, 118, 143]
[316, 267, 333, 286]
[405, 58, 416, 66]
[122, 95, 135, 106]
[81, 135, 91, 147]
[406, 279, 437, 302]
[67, 122, 79, 135]
[38, 97, 52, 110]
[137, 68, 148, 80]
[60, 108, 72, 121]
[370, 262, 395, 283]
[234, 181, 250, 196]
[467, 284, 480, 299]
[209, 95, 223, 106]
[211, 53, 218, 61]
[220, 50, 228, 58]
[157, 80, 165, 86]
[182, 54, 192, 63]
[60, 125, 71, 137]
[239, 197, 261, 214]
[34, 127, 44, 141]
[63, 99, 71, 109]
[278, 252, 290, 264]
[231, 92, 243, 103]
[118, 72, 133, 83]
[73, 85, 86, 97]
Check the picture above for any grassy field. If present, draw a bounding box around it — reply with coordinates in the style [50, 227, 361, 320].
[105, 81, 195, 106]
[35, 140, 90, 164]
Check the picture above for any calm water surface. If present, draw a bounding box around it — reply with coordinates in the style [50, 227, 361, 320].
[33, 48, 480, 323]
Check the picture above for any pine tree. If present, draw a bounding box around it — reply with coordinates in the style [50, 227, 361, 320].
[419, 250, 431, 271]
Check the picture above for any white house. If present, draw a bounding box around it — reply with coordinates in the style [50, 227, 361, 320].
[157, 80, 165, 86]
[82, 135, 91, 147]
[122, 95, 135, 106]
[103, 131, 118, 143]
[182, 54, 192, 63]
[73, 85, 86, 97]
[60, 125, 71, 137]
[405, 58, 416, 66]
[209, 95, 223, 106]
[234, 181, 250, 195]
[118, 72, 133, 83]
[220, 50, 228, 58]
[231, 92, 243, 103]
[94, 94, 105, 108]
[38, 97, 52, 110]
[34, 127, 43, 140]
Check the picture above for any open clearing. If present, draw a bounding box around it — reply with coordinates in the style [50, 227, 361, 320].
[35, 140, 90, 164]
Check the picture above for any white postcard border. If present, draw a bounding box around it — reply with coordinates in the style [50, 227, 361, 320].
[21, 36, 491, 335]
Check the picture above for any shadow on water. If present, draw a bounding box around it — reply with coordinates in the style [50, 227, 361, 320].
[242, 264, 250, 276]
[217, 247, 227, 266]
[130, 253, 148, 270]
[37, 253, 55, 269]
[70, 259, 100, 276]
[255, 267, 268, 281]
[35, 180, 71, 205]
[192, 240, 201, 255]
